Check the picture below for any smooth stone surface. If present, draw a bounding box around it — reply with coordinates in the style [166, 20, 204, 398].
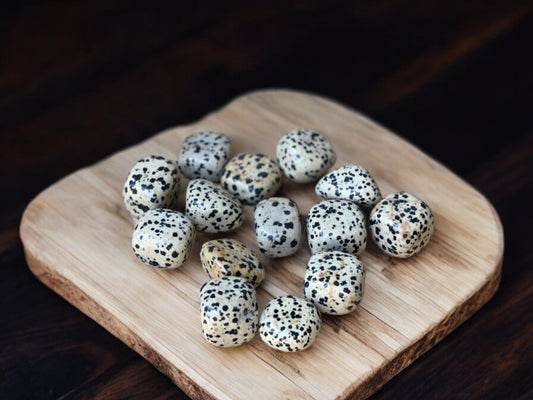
[254, 197, 302, 258]
[131, 208, 196, 269]
[185, 179, 243, 233]
[369, 191, 434, 258]
[307, 199, 367, 255]
[200, 276, 258, 348]
[123, 155, 181, 222]
[315, 164, 382, 209]
[220, 153, 282, 205]
[178, 131, 231, 182]
[276, 128, 336, 183]
[259, 295, 321, 352]
[304, 251, 365, 315]
[200, 238, 265, 288]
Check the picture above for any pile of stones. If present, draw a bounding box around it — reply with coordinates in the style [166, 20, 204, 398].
[123, 129, 434, 352]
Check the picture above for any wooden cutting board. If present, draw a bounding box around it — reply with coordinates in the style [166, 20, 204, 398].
[20, 89, 503, 400]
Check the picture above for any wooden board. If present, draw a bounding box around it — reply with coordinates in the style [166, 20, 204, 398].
[20, 89, 503, 400]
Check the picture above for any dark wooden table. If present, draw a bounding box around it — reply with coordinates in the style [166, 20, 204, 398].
[2, 2, 532, 399]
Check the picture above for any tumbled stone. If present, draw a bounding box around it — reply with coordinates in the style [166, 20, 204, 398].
[315, 164, 382, 209]
[304, 251, 365, 315]
[185, 179, 243, 233]
[200, 238, 265, 287]
[200, 276, 258, 347]
[259, 295, 321, 352]
[254, 197, 302, 258]
[123, 155, 181, 222]
[220, 153, 282, 205]
[178, 131, 231, 182]
[276, 128, 336, 183]
[306, 199, 367, 255]
[131, 208, 196, 269]
[369, 191, 434, 258]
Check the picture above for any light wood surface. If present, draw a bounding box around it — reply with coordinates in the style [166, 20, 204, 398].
[20, 89, 503, 400]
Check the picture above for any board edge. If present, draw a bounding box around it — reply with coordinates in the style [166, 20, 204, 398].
[19, 242, 220, 400]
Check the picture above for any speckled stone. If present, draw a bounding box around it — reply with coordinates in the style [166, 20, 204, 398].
[315, 164, 382, 209]
[276, 128, 336, 183]
[369, 192, 434, 258]
[178, 131, 231, 182]
[259, 295, 321, 352]
[306, 199, 367, 255]
[200, 276, 258, 347]
[131, 208, 196, 269]
[200, 239, 265, 288]
[185, 179, 243, 233]
[254, 197, 302, 258]
[123, 155, 181, 222]
[303, 251, 365, 315]
[220, 153, 282, 205]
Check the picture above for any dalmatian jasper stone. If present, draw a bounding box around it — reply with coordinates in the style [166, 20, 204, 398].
[303, 251, 365, 315]
[200, 239, 265, 288]
[178, 131, 231, 182]
[185, 179, 243, 233]
[123, 155, 181, 222]
[369, 191, 434, 258]
[220, 153, 282, 205]
[306, 199, 367, 255]
[131, 208, 196, 269]
[254, 197, 302, 258]
[315, 164, 382, 209]
[200, 276, 258, 348]
[259, 295, 321, 352]
[276, 128, 336, 183]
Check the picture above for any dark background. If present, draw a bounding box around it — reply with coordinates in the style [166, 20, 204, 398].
[1, 1, 532, 399]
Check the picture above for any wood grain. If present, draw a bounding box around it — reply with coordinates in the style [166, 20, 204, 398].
[19, 89, 503, 400]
